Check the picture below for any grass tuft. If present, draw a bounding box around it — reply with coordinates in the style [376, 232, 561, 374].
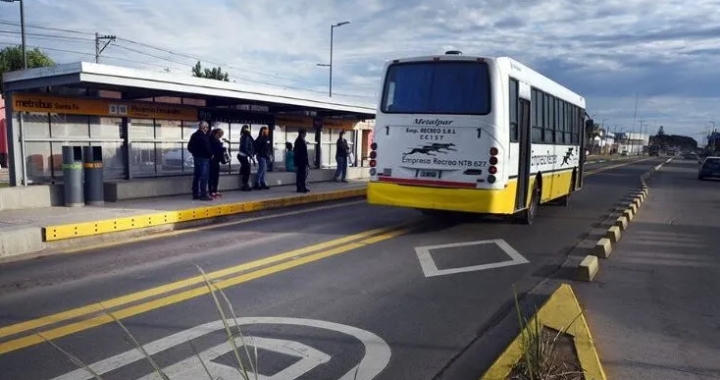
[510, 286, 584, 380]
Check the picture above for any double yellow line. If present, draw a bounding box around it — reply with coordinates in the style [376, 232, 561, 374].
[0, 221, 419, 355]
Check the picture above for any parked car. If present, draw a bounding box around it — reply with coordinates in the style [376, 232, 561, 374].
[698, 156, 720, 180]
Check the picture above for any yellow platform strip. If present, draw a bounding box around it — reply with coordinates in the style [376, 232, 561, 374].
[43, 188, 367, 242]
[480, 284, 606, 380]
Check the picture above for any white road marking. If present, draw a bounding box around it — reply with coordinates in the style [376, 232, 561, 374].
[49, 317, 391, 380]
[415, 239, 529, 277]
[136, 336, 330, 380]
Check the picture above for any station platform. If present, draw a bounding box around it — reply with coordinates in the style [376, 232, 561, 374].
[0, 177, 368, 261]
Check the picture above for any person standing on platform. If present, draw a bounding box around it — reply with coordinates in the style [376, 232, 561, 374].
[238, 125, 254, 192]
[294, 128, 310, 193]
[253, 126, 271, 190]
[334, 130, 350, 183]
[284, 142, 295, 172]
[187, 121, 213, 201]
[208, 127, 226, 198]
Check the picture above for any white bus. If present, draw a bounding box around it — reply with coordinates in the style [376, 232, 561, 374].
[367, 51, 592, 224]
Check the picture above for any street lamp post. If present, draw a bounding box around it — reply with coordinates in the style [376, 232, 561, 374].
[1, 0, 26, 69]
[317, 21, 350, 97]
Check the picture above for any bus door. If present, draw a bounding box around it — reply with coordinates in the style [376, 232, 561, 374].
[515, 97, 532, 211]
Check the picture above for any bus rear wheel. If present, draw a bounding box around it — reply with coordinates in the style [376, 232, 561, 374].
[515, 182, 540, 225]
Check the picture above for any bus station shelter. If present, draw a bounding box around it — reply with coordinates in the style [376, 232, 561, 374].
[1, 62, 376, 194]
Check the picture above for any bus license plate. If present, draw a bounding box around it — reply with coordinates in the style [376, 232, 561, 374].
[419, 170, 439, 179]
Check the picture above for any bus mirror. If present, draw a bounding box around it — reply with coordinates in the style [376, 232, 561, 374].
[585, 119, 594, 129]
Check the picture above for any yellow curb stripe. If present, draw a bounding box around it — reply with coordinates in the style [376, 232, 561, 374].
[0, 220, 397, 340]
[43, 187, 366, 241]
[0, 222, 417, 355]
[480, 284, 606, 380]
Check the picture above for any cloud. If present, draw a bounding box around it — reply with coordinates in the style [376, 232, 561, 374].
[1, 0, 719, 138]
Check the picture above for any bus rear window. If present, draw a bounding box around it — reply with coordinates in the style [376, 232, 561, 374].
[381, 61, 491, 115]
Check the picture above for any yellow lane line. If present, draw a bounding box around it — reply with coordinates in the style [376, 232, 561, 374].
[0, 223, 416, 355]
[584, 157, 655, 176]
[0, 218, 400, 340]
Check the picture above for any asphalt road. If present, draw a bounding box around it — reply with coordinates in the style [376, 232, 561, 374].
[575, 157, 720, 380]
[0, 158, 663, 380]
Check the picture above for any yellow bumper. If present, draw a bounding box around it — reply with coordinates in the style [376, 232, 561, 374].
[367, 181, 518, 215]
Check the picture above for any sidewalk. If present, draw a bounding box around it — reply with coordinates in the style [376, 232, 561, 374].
[0, 180, 367, 260]
[574, 160, 720, 379]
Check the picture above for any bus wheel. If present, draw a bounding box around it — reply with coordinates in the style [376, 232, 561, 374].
[516, 182, 540, 225]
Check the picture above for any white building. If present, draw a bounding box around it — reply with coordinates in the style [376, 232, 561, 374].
[618, 132, 649, 154]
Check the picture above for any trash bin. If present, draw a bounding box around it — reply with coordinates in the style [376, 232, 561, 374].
[62, 146, 84, 207]
[83, 146, 104, 206]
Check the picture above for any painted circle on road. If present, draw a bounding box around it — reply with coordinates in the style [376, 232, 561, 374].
[49, 317, 391, 380]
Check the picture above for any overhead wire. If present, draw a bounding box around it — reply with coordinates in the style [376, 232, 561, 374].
[0, 20, 376, 100]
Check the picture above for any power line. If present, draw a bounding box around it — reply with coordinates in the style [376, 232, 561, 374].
[0, 29, 94, 42]
[0, 20, 93, 36]
[0, 21, 376, 100]
[0, 40, 94, 58]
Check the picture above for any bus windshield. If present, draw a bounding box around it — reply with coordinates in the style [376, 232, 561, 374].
[381, 61, 491, 115]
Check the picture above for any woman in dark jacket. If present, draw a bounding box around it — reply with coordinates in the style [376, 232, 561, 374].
[208, 128, 226, 197]
[253, 126, 271, 190]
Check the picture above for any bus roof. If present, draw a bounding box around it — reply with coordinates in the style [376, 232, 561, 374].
[384, 54, 586, 108]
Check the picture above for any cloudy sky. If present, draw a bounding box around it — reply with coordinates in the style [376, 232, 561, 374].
[1, 0, 719, 141]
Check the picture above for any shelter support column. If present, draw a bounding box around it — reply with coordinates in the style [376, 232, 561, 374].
[313, 117, 322, 169]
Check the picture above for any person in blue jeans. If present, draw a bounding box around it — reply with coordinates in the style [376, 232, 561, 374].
[187, 121, 213, 201]
[253, 126, 271, 190]
[334, 130, 350, 182]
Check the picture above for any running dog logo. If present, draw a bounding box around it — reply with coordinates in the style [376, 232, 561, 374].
[403, 143, 457, 157]
[561, 148, 574, 166]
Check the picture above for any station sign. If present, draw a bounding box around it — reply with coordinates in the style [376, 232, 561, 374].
[12, 93, 198, 121]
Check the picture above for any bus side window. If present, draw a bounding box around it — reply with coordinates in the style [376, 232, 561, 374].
[531, 89, 543, 143]
[509, 78, 518, 142]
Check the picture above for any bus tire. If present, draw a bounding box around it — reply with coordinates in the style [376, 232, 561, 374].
[515, 182, 540, 225]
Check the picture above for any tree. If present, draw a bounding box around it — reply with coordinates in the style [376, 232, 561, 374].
[657, 125, 665, 136]
[0, 46, 55, 92]
[192, 61, 229, 82]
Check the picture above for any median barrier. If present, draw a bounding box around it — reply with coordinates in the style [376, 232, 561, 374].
[615, 216, 629, 231]
[572, 168, 656, 282]
[578, 255, 600, 281]
[623, 208, 634, 221]
[628, 202, 638, 214]
[594, 238, 613, 259]
[605, 226, 622, 244]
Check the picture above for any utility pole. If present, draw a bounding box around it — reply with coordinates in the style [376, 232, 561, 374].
[638, 120, 647, 155]
[631, 93, 639, 155]
[95, 33, 116, 63]
[0, 0, 25, 68]
[317, 21, 350, 97]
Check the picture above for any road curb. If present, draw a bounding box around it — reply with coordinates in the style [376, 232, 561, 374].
[574, 163, 659, 281]
[43, 187, 367, 242]
[479, 284, 606, 380]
